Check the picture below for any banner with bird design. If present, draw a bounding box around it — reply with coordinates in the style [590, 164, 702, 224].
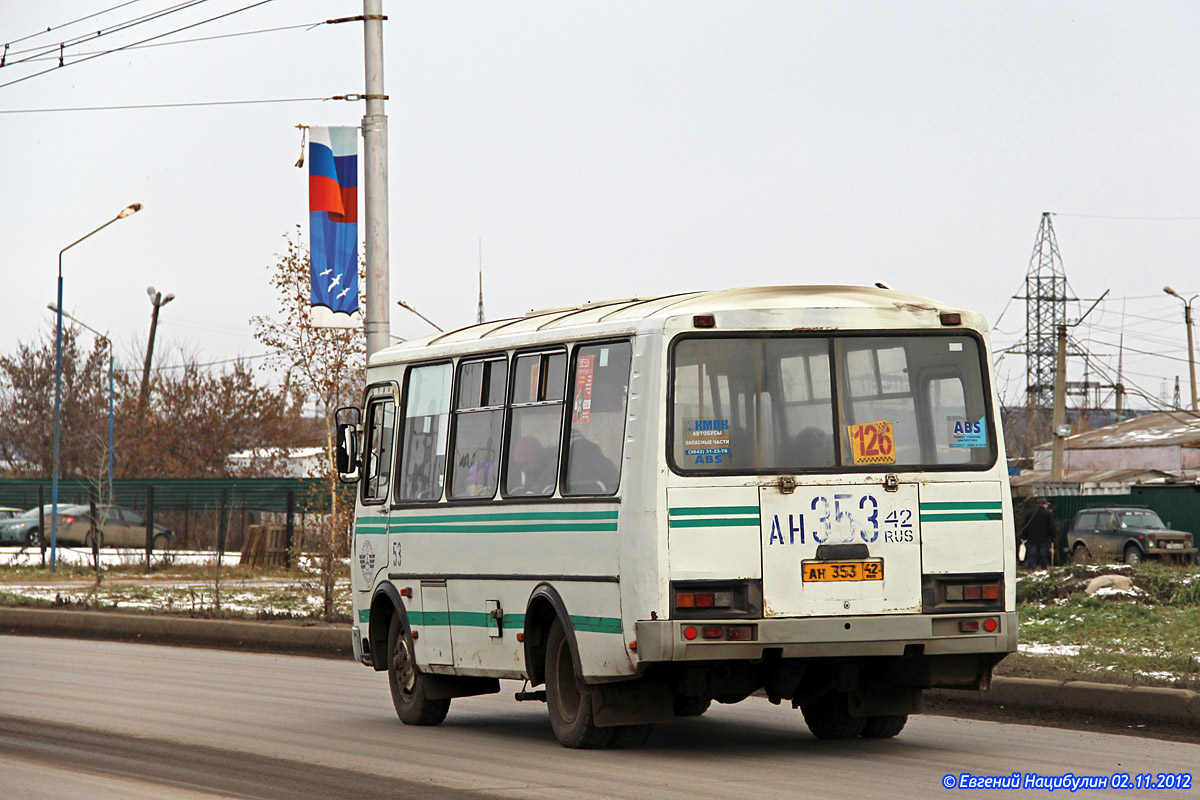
[308, 126, 360, 327]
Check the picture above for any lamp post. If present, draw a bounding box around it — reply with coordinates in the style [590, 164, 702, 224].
[48, 306, 114, 506]
[52, 203, 142, 573]
[395, 299, 443, 332]
[137, 285, 174, 420]
[1164, 286, 1198, 412]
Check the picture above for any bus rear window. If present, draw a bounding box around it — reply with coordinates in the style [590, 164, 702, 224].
[671, 334, 993, 473]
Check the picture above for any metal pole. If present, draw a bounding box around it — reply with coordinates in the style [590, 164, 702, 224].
[362, 0, 391, 358]
[50, 203, 142, 572]
[1186, 302, 1197, 412]
[139, 295, 162, 418]
[145, 485, 154, 573]
[1051, 324, 1068, 480]
[108, 351, 114, 500]
[51, 273, 63, 573]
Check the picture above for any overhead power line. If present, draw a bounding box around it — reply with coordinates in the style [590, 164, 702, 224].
[6, 21, 318, 63]
[0, 95, 345, 114]
[2, 0, 210, 68]
[1057, 213, 1200, 221]
[2, 0, 148, 48]
[0, 0, 276, 91]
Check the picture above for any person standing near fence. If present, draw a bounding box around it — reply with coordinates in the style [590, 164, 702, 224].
[1021, 497, 1055, 571]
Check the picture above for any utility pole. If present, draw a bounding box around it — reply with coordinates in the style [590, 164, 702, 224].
[138, 286, 174, 419]
[362, 0, 390, 359]
[1051, 324, 1068, 480]
[1164, 287, 1197, 411]
[1050, 289, 1109, 480]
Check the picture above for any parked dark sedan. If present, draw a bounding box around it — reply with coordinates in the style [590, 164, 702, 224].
[1067, 507, 1196, 565]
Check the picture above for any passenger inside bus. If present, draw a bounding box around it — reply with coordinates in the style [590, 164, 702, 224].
[509, 436, 557, 496]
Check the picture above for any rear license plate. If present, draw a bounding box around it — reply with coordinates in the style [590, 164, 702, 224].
[802, 560, 884, 582]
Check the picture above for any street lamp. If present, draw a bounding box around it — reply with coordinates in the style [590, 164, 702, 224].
[137, 285, 175, 420]
[47, 306, 114, 508]
[52, 203, 142, 573]
[396, 299, 443, 332]
[1163, 286, 1198, 411]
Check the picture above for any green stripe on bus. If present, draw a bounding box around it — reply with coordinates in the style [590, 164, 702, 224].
[668, 517, 760, 528]
[919, 502, 1002, 510]
[669, 506, 759, 517]
[920, 512, 1003, 522]
[405, 610, 616, 634]
[570, 615, 623, 634]
[357, 526, 388, 535]
[388, 522, 617, 533]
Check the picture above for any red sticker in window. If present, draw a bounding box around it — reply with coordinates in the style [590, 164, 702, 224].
[573, 355, 594, 423]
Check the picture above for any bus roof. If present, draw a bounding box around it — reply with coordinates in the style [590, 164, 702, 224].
[372, 284, 979, 366]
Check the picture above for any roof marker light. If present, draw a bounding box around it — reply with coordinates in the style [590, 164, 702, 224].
[940, 312, 962, 326]
[693, 314, 715, 328]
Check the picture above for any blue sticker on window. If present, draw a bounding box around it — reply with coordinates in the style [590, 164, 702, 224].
[684, 418, 731, 457]
[949, 416, 986, 448]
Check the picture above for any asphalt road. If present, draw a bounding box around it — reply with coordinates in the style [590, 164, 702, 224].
[1, 636, 1196, 799]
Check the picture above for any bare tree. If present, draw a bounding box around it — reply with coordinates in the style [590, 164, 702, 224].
[0, 326, 114, 478]
[252, 227, 365, 619]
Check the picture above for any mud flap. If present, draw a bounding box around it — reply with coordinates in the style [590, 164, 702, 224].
[847, 685, 923, 718]
[592, 679, 674, 727]
[423, 674, 501, 701]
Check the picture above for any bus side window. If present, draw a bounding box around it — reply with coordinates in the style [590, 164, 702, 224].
[448, 357, 507, 499]
[397, 363, 453, 502]
[504, 350, 566, 497]
[564, 341, 632, 496]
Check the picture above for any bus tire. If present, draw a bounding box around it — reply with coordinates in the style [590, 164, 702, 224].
[673, 696, 712, 717]
[609, 724, 655, 748]
[544, 618, 612, 749]
[861, 714, 908, 739]
[800, 690, 866, 740]
[387, 613, 450, 726]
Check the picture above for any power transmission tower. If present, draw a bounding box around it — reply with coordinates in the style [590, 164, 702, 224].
[1016, 212, 1073, 409]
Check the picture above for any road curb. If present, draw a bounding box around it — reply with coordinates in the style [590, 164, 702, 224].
[0, 606, 352, 658]
[929, 678, 1200, 728]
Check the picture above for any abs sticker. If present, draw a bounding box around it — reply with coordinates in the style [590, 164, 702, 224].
[848, 420, 896, 465]
[949, 416, 986, 448]
[684, 418, 730, 464]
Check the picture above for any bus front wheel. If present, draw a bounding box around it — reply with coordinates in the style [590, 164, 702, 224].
[544, 618, 612, 749]
[387, 613, 450, 726]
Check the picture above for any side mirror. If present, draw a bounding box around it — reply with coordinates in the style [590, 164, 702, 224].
[335, 406, 362, 482]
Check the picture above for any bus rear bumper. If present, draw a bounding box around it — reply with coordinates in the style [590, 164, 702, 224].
[634, 611, 1018, 663]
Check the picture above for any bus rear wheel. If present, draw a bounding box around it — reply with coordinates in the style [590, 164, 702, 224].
[800, 690, 866, 740]
[673, 696, 712, 717]
[544, 618, 612, 749]
[861, 714, 908, 738]
[387, 613, 450, 726]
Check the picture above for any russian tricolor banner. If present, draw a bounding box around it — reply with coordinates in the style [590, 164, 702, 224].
[308, 126, 360, 328]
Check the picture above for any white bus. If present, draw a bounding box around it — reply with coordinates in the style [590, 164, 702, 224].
[338, 286, 1017, 749]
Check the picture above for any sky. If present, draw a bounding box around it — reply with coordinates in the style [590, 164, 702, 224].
[3, 1, 1200, 412]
